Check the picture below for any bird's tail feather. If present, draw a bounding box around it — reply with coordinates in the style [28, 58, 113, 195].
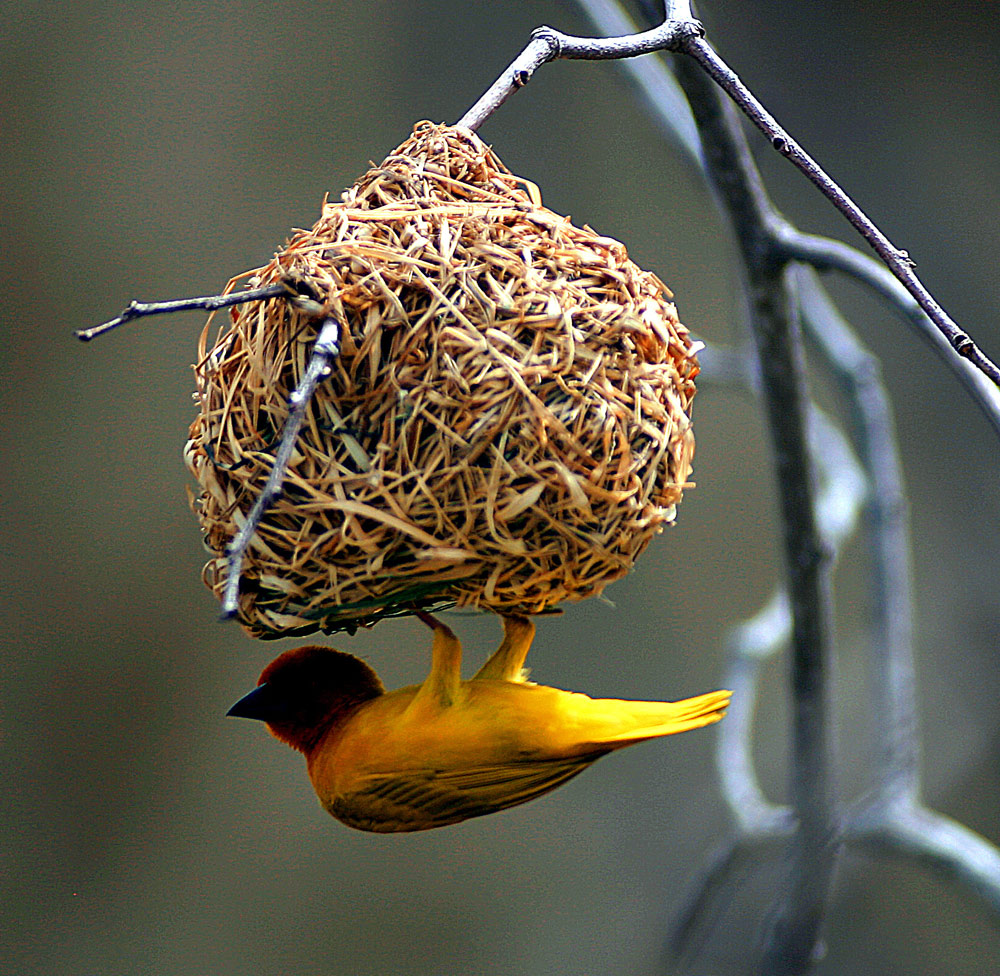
[594, 688, 732, 744]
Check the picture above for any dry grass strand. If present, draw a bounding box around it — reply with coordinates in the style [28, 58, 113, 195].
[185, 122, 699, 637]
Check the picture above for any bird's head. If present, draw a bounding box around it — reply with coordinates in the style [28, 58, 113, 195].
[227, 645, 385, 754]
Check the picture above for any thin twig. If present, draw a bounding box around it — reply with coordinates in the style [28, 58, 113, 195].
[76, 283, 287, 341]
[678, 37, 1000, 387]
[455, 17, 704, 132]
[77, 277, 352, 625]
[220, 315, 342, 618]
[457, 9, 1000, 390]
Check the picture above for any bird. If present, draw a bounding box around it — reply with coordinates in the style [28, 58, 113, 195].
[227, 613, 731, 833]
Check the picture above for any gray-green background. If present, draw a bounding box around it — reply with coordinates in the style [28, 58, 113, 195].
[4, 2, 999, 973]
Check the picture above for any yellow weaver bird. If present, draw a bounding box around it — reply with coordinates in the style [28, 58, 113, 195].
[228, 614, 730, 832]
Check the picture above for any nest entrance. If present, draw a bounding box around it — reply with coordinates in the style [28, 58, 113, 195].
[185, 121, 698, 637]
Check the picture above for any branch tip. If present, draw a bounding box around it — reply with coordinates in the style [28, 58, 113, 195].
[76, 282, 287, 342]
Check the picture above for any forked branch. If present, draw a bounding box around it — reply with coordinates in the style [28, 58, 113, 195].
[458, 8, 1000, 390]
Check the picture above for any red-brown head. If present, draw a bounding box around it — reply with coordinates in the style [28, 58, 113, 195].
[227, 646, 385, 754]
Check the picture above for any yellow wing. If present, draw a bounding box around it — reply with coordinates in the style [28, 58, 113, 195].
[327, 751, 608, 833]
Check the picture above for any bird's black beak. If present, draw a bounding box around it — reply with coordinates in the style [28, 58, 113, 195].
[227, 683, 285, 722]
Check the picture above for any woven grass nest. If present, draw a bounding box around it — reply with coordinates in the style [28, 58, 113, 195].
[185, 121, 699, 638]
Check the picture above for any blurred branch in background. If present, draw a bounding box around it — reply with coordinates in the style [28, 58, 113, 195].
[672, 54, 839, 973]
[565, 0, 1000, 973]
[802, 272, 1000, 918]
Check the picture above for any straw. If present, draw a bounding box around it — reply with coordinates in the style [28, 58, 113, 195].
[185, 121, 699, 637]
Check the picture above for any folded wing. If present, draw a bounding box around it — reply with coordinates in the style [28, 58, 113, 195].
[328, 751, 609, 833]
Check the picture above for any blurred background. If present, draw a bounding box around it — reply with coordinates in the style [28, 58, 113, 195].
[3, 1, 999, 973]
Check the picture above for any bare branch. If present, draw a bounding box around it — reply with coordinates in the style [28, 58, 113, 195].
[678, 36, 1000, 388]
[715, 584, 794, 829]
[660, 31, 1000, 957]
[850, 801, 1000, 917]
[701, 339, 867, 840]
[76, 283, 286, 341]
[462, 7, 1000, 390]
[801, 270, 1000, 916]
[781, 231, 1000, 438]
[455, 16, 703, 132]
[220, 315, 343, 619]
[570, 0, 1000, 960]
[796, 268, 920, 802]
[574, 1, 1000, 437]
[456, 30, 560, 133]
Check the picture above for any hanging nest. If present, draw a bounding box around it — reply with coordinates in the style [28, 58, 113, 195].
[185, 121, 699, 638]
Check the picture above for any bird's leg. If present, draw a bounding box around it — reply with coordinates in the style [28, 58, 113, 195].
[473, 614, 535, 682]
[411, 612, 463, 708]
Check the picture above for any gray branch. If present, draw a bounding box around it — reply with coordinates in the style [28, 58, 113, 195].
[575, 0, 1000, 436]
[220, 315, 343, 619]
[563, 1, 1000, 971]
[76, 283, 286, 342]
[781, 231, 1000, 439]
[459, 2, 1000, 388]
[671, 54, 840, 972]
[456, 16, 703, 132]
